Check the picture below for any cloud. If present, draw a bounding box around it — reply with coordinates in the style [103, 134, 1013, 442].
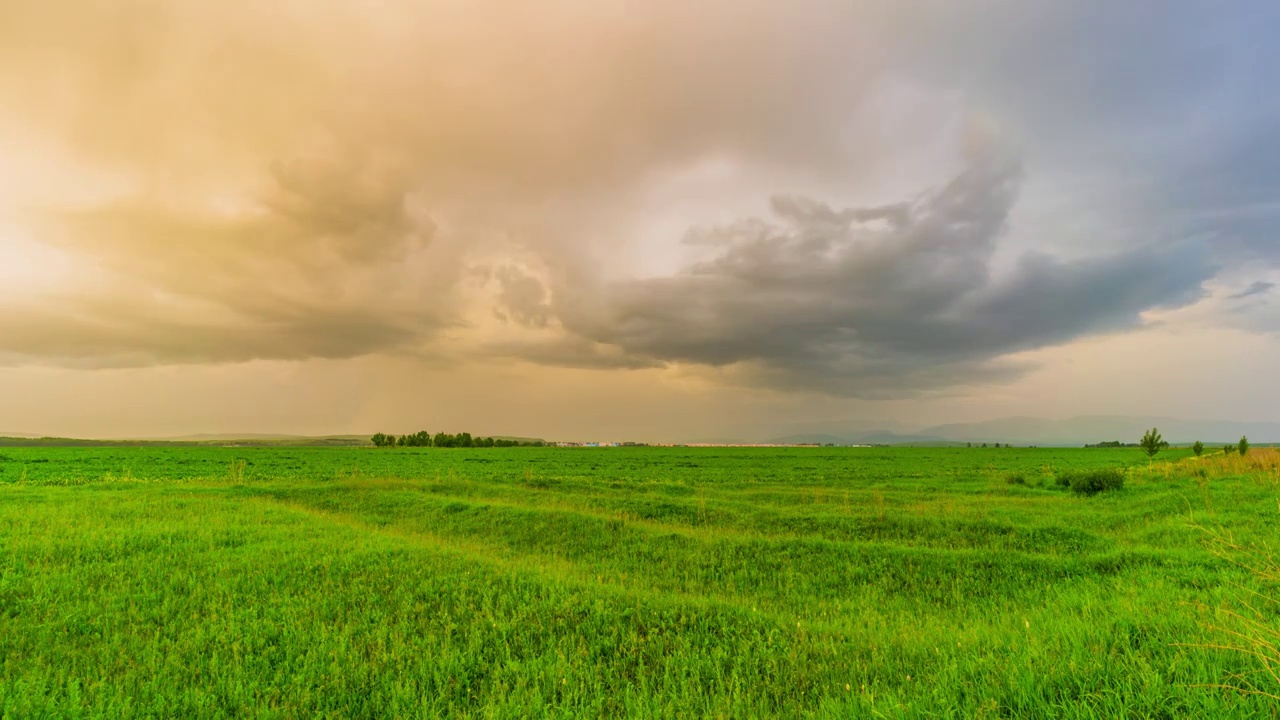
[0, 0, 912, 369]
[0, 0, 1257, 400]
[0, 145, 445, 366]
[502, 151, 1214, 395]
[492, 266, 552, 329]
[1229, 281, 1275, 300]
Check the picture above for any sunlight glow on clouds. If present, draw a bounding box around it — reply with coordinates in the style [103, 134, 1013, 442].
[0, 0, 1277, 435]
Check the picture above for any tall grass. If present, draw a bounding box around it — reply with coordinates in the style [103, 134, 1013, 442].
[1174, 447, 1280, 699]
[1190, 446, 1280, 483]
[1192, 526, 1280, 700]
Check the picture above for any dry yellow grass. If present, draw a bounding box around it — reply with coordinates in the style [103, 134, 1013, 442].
[1181, 447, 1280, 699]
[1193, 527, 1280, 700]
[1200, 447, 1280, 477]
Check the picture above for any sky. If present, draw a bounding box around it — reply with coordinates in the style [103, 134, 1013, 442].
[1, 1, 1279, 441]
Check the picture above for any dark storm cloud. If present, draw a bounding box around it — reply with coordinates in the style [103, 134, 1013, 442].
[511, 152, 1214, 395]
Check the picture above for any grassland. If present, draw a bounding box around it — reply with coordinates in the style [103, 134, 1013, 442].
[0, 446, 1277, 718]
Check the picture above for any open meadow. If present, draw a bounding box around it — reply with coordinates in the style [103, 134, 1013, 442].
[1, 446, 1277, 718]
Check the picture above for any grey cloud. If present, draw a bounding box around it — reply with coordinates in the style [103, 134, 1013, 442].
[1229, 281, 1275, 300]
[891, 2, 1280, 264]
[491, 337, 664, 372]
[1163, 114, 1280, 263]
[518, 153, 1214, 395]
[1214, 279, 1280, 334]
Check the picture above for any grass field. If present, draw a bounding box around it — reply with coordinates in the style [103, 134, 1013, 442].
[1, 446, 1277, 718]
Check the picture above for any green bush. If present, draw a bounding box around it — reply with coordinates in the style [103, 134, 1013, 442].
[1068, 468, 1125, 496]
[1005, 471, 1027, 485]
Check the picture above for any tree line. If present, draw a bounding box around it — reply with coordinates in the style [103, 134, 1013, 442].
[370, 431, 544, 448]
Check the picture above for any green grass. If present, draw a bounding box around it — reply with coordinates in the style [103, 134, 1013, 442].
[0, 447, 1276, 717]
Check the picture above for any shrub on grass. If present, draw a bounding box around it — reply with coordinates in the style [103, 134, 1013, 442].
[1005, 471, 1027, 485]
[1068, 468, 1125, 496]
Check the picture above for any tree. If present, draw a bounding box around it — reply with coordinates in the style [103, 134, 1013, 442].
[1139, 428, 1168, 459]
[1192, 440, 1204, 457]
[400, 430, 431, 447]
[374, 430, 536, 449]
[1223, 444, 1234, 455]
[1238, 435, 1250, 457]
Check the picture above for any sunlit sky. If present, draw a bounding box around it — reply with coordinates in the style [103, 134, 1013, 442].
[2, 1, 1279, 440]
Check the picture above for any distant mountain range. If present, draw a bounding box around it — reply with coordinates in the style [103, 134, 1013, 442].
[766, 431, 948, 446]
[3, 416, 1276, 448]
[768, 415, 1280, 446]
[765, 432, 954, 446]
